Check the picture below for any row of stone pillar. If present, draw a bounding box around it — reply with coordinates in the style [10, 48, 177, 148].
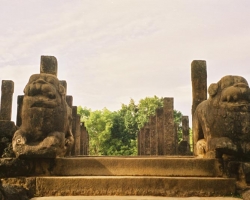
[138, 98, 188, 155]
[137, 98, 191, 156]
[64, 95, 89, 156]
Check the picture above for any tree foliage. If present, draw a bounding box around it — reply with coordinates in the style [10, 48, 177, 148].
[77, 96, 184, 156]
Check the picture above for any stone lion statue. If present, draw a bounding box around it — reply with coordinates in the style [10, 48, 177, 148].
[193, 75, 250, 159]
[12, 73, 74, 158]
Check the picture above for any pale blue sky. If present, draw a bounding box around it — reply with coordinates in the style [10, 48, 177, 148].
[0, 0, 250, 122]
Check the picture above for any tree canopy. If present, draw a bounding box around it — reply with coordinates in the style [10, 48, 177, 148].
[77, 96, 184, 156]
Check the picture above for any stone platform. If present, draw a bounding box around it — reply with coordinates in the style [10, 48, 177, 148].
[0, 156, 237, 198]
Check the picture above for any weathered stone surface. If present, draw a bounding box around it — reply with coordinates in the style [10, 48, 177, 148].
[40, 56, 57, 77]
[12, 71, 74, 158]
[137, 131, 141, 155]
[191, 60, 207, 116]
[193, 75, 250, 159]
[0, 157, 237, 198]
[144, 123, 150, 155]
[149, 115, 157, 155]
[16, 95, 24, 127]
[71, 106, 77, 156]
[156, 108, 164, 155]
[0, 177, 36, 200]
[0, 158, 34, 177]
[163, 98, 175, 155]
[140, 128, 145, 155]
[138, 98, 176, 156]
[0, 184, 29, 200]
[0, 121, 16, 139]
[59, 80, 67, 94]
[66, 96, 73, 108]
[0, 157, 223, 177]
[80, 123, 89, 155]
[178, 116, 191, 155]
[182, 116, 189, 143]
[242, 189, 250, 200]
[74, 114, 81, 155]
[0, 121, 17, 157]
[0, 80, 14, 121]
[35, 176, 235, 197]
[0, 81, 17, 158]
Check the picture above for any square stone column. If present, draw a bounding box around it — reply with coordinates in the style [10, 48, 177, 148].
[163, 98, 175, 155]
[137, 131, 141, 155]
[150, 115, 157, 155]
[182, 116, 189, 143]
[144, 123, 151, 155]
[156, 107, 164, 155]
[80, 123, 89, 155]
[71, 106, 77, 156]
[16, 95, 24, 127]
[74, 114, 81, 155]
[140, 127, 145, 155]
[0, 80, 14, 121]
[191, 60, 207, 116]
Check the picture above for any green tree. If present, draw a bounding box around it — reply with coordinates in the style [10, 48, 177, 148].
[77, 106, 91, 121]
[81, 108, 113, 155]
[77, 96, 184, 156]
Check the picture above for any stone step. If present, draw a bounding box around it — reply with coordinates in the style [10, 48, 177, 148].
[35, 176, 236, 197]
[30, 196, 241, 200]
[35, 156, 223, 177]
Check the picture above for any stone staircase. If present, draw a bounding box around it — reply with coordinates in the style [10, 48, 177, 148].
[27, 156, 236, 197]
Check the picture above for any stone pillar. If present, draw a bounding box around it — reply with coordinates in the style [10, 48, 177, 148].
[182, 116, 189, 143]
[0, 80, 14, 121]
[140, 128, 145, 155]
[16, 95, 24, 127]
[86, 130, 89, 155]
[0, 80, 16, 157]
[144, 123, 151, 155]
[150, 115, 157, 155]
[191, 60, 207, 154]
[163, 97, 175, 155]
[137, 131, 141, 155]
[191, 60, 207, 116]
[80, 123, 89, 155]
[40, 55, 58, 76]
[80, 123, 84, 155]
[71, 106, 77, 156]
[156, 107, 164, 155]
[174, 123, 179, 154]
[74, 114, 81, 155]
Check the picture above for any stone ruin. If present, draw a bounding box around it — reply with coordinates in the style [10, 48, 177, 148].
[138, 98, 191, 156]
[0, 57, 250, 199]
[0, 56, 89, 158]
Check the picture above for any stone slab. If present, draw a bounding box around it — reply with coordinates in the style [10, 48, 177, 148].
[35, 176, 236, 197]
[0, 157, 223, 177]
[46, 157, 223, 177]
